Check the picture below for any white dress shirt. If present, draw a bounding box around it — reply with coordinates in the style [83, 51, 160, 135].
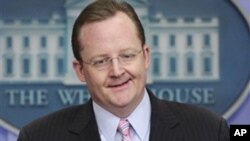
[93, 88, 151, 141]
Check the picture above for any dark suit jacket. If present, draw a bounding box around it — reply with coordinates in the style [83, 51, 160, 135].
[17, 89, 229, 141]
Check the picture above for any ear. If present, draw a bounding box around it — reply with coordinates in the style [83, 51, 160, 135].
[143, 45, 150, 69]
[72, 60, 86, 82]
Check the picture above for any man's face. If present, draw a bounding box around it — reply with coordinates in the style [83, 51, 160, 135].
[73, 12, 150, 116]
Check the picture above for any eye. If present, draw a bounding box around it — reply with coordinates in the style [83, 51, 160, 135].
[92, 58, 109, 66]
[120, 53, 136, 60]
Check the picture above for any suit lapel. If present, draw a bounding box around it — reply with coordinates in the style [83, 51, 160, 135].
[148, 89, 184, 141]
[68, 100, 101, 141]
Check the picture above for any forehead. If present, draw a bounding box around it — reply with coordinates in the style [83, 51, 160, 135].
[78, 12, 139, 51]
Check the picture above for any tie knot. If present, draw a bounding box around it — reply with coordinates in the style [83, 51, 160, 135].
[118, 119, 131, 140]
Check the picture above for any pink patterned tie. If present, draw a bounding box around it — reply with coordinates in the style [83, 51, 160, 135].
[118, 119, 132, 141]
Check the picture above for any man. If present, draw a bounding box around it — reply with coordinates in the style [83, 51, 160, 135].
[17, 0, 230, 141]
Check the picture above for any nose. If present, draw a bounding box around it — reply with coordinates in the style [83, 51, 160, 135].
[109, 58, 125, 77]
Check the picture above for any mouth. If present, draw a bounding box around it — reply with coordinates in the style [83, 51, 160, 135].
[107, 78, 131, 93]
[108, 79, 130, 88]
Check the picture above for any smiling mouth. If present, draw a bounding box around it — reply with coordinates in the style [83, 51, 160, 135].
[108, 79, 130, 88]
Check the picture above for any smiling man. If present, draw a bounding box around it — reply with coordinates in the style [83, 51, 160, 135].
[17, 0, 229, 141]
[73, 11, 150, 119]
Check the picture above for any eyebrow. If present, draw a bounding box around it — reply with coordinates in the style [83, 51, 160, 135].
[120, 47, 140, 52]
[86, 47, 140, 60]
[88, 54, 109, 61]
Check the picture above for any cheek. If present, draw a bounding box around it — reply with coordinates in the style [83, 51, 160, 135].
[135, 58, 148, 73]
[127, 62, 147, 79]
[133, 59, 148, 82]
[84, 69, 106, 86]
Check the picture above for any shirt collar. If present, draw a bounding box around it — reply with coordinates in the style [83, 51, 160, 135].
[127, 89, 151, 140]
[93, 88, 151, 141]
[93, 101, 120, 141]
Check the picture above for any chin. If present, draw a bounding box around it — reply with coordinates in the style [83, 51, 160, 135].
[113, 96, 132, 106]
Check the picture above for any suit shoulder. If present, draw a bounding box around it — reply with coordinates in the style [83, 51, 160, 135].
[18, 102, 95, 141]
[160, 100, 223, 124]
[154, 99, 230, 140]
[22, 104, 85, 133]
